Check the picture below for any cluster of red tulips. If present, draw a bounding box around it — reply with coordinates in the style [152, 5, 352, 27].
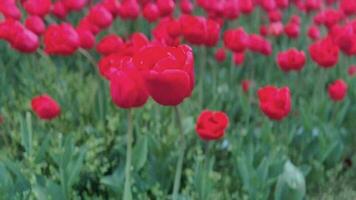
[1, 0, 355, 198]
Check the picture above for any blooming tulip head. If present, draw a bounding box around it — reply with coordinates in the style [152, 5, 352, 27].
[133, 44, 194, 106]
[328, 80, 348, 102]
[31, 95, 61, 120]
[257, 86, 291, 121]
[309, 37, 339, 68]
[109, 58, 149, 109]
[277, 49, 306, 72]
[223, 27, 249, 53]
[195, 110, 229, 141]
[44, 23, 80, 55]
[214, 48, 226, 63]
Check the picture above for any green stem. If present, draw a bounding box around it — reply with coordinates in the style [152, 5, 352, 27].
[199, 46, 207, 108]
[78, 49, 98, 72]
[123, 109, 133, 200]
[172, 106, 186, 200]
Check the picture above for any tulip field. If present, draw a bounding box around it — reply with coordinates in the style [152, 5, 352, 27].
[1, 0, 356, 199]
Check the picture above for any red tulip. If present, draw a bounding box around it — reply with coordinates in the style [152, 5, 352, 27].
[284, 21, 300, 38]
[305, 0, 321, 12]
[11, 28, 39, 53]
[276, 0, 289, 9]
[260, 25, 268, 36]
[52, 1, 68, 19]
[248, 34, 272, 56]
[157, 0, 175, 17]
[269, 22, 284, 37]
[341, 0, 356, 16]
[62, 0, 87, 11]
[25, 16, 45, 35]
[239, 0, 254, 14]
[328, 80, 348, 102]
[257, 86, 291, 121]
[78, 17, 100, 35]
[268, 10, 282, 22]
[110, 58, 149, 109]
[96, 34, 124, 55]
[309, 37, 339, 68]
[118, 0, 139, 20]
[241, 80, 251, 93]
[205, 19, 220, 47]
[88, 5, 113, 29]
[348, 65, 356, 77]
[44, 23, 80, 55]
[23, 0, 51, 17]
[180, 0, 193, 14]
[195, 110, 229, 141]
[180, 15, 207, 45]
[31, 94, 61, 120]
[101, 0, 120, 16]
[277, 48, 306, 72]
[233, 52, 245, 66]
[153, 18, 180, 46]
[77, 28, 95, 49]
[133, 45, 194, 106]
[0, 1, 22, 20]
[143, 3, 160, 22]
[261, 0, 276, 11]
[215, 48, 226, 62]
[307, 25, 320, 40]
[223, 0, 239, 20]
[223, 27, 249, 53]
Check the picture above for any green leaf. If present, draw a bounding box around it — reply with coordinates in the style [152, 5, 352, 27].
[133, 134, 148, 171]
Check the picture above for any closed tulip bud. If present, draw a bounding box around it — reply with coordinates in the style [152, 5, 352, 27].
[284, 22, 300, 39]
[101, 0, 120, 16]
[258, 86, 291, 121]
[31, 95, 61, 120]
[328, 79, 348, 102]
[205, 19, 220, 47]
[240, 0, 254, 14]
[307, 25, 320, 40]
[52, 1, 68, 19]
[195, 110, 229, 141]
[143, 3, 160, 22]
[241, 80, 251, 93]
[233, 52, 245, 66]
[348, 65, 356, 77]
[157, 0, 175, 17]
[215, 48, 226, 62]
[88, 5, 113, 29]
[180, 0, 193, 14]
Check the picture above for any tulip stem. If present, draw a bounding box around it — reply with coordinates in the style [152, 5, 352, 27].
[199, 46, 207, 108]
[123, 109, 133, 200]
[78, 49, 98, 73]
[172, 106, 186, 200]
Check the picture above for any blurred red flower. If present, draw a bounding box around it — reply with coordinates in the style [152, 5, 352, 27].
[195, 110, 229, 140]
[31, 95, 61, 120]
[258, 86, 291, 121]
